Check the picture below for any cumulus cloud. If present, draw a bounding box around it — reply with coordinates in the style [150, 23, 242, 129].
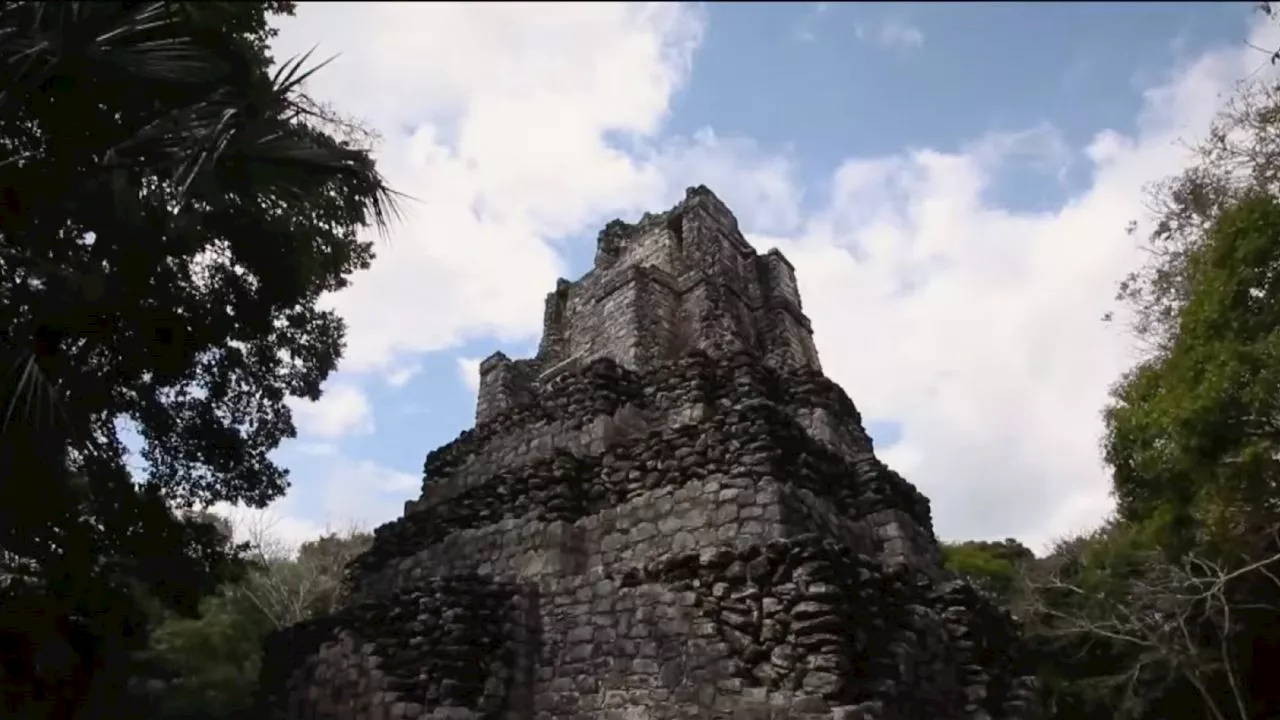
[214, 505, 327, 553]
[651, 129, 805, 235]
[214, 458, 417, 551]
[315, 458, 419, 529]
[257, 3, 1280, 554]
[385, 364, 421, 388]
[456, 357, 483, 394]
[760, 20, 1280, 550]
[270, 3, 707, 376]
[287, 384, 374, 439]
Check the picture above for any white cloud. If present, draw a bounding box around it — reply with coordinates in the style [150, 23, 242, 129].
[855, 18, 926, 51]
[651, 129, 804, 235]
[259, 4, 1279, 555]
[294, 441, 339, 457]
[269, 3, 707, 377]
[287, 383, 374, 439]
[793, 2, 829, 44]
[456, 357, 483, 394]
[877, 19, 925, 50]
[315, 458, 419, 530]
[212, 458, 416, 551]
[757, 20, 1280, 551]
[385, 364, 421, 388]
[212, 503, 327, 554]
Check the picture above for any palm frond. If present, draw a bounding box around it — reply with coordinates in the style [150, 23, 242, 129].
[0, 2, 207, 110]
[215, 126, 404, 230]
[1, 344, 70, 440]
[70, 26, 404, 230]
[1, 0, 403, 491]
[270, 46, 335, 100]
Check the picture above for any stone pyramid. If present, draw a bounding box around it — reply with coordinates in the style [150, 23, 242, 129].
[257, 186, 1042, 720]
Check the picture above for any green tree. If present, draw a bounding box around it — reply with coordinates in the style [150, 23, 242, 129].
[1106, 192, 1280, 551]
[1114, 78, 1280, 354]
[136, 524, 373, 719]
[1096, 185, 1280, 720]
[0, 1, 397, 714]
[1062, 65, 1280, 720]
[1102, 31, 1280, 549]
[135, 586, 276, 719]
[942, 538, 1035, 601]
[1023, 13, 1280, 720]
[1020, 520, 1280, 720]
[236, 520, 373, 628]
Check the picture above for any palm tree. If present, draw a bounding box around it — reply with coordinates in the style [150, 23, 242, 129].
[0, 2, 401, 715]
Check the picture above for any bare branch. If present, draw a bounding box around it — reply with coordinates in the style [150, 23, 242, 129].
[211, 512, 372, 628]
[1023, 531, 1280, 720]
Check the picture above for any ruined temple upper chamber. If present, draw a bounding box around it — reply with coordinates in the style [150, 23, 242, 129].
[256, 186, 1043, 720]
[474, 185, 821, 426]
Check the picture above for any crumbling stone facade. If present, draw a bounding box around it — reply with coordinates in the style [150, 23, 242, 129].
[256, 187, 1042, 720]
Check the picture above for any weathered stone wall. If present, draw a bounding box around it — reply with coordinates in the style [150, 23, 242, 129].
[261, 539, 1038, 720]
[257, 575, 531, 720]
[476, 354, 543, 428]
[257, 187, 1042, 720]
[475, 186, 823, 424]
[404, 353, 936, 570]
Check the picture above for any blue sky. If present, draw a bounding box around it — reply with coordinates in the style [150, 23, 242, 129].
[677, 2, 1244, 199]
[230, 2, 1276, 551]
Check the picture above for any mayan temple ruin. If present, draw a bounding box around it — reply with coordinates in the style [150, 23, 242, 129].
[256, 186, 1043, 720]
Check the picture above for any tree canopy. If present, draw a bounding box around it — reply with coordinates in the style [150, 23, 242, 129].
[941, 538, 1035, 601]
[133, 525, 373, 719]
[1106, 191, 1280, 551]
[0, 1, 398, 715]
